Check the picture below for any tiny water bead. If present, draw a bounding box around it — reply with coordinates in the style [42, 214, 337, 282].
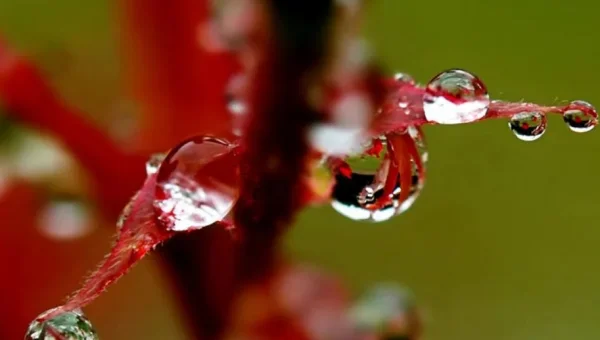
[563, 100, 598, 133]
[393, 72, 415, 85]
[508, 112, 547, 141]
[423, 69, 490, 125]
[145, 153, 165, 176]
[25, 309, 98, 340]
[154, 136, 240, 232]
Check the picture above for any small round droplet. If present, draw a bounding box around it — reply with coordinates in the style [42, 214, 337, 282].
[25, 309, 98, 340]
[563, 100, 598, 133]
[154, 136, 239, 232]
[423, 69, 490, 124]
[508, 111, 547, 141]
[350, 283, 420, 339]
[393, 72, 415, 85]
[330, 132, 427, 223]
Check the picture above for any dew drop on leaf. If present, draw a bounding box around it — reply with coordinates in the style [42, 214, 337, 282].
[508, 111, 547, 141]
[423, 68, 490, 125]
[153, 136, 240, 232]
[563, 100, 598, 133]
[25, 309, 98, 340]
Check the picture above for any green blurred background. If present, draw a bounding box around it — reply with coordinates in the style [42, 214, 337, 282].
[1, 0, 599, 339]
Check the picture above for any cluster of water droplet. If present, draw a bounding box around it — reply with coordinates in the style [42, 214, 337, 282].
[420, 68, 598, 141]
[25, 309, 98, 340]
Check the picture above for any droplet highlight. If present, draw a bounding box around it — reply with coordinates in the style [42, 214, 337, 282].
[25, 309, 98, 340]
[423, 69, 490, 124]
[153, 136, 240, 232]
[508, 111, 547, 141]
[563, 100, 598, 133]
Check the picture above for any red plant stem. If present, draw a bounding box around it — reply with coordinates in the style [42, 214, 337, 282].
[38, 174, 174, 322]
[0, 41, 145, 216]
[234, 0, 335, 283]
[117, 1, 244, 338]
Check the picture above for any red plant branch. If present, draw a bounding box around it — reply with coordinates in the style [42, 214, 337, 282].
[0, 39, 145, 216]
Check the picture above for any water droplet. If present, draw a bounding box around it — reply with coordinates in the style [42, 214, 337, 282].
[393, 72, 415, 85]
[350, 283, 420, 338]
[508, 112, 547, 141]
[153, 136, 240, 232]
[146, 153, 165, 176]
[423, 69, 490, 124]
[25, 309, 98, 340]
[563, 100, 598, 133]
[330, 133, 427, 222]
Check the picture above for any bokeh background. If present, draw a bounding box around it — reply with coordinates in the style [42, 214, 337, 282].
[1, 0, 599, 339]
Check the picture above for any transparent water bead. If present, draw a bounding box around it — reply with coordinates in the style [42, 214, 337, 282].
[25, 309, 98, 340]
[330, 133, 426, 222]
[154, 136, 239, 231]
[563, 100, 598, 133]
[423, 69, 490, 124]
[509, 112, 547, 141]
[350, 283, 419, 338]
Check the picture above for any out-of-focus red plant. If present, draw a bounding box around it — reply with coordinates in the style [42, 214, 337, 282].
[1, 0, 596, 339]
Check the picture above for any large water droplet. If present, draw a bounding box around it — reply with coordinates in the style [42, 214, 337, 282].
[25, 309, 98, 340]
[330, 133, 426, 223]
[350, 283, 420, 339]
[563, 100, 598, 133]
[423, 69, 490, 124]
[153, 136, 239, 232]
[508, 111, 547, 141]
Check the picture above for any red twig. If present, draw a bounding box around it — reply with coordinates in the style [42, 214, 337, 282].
[0, 39, 145, 216]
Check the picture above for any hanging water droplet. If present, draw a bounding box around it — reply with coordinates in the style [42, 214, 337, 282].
[508, 112, 547, 141]
[423, 69, 490, 125]
[146, 153, 165, 176]
[153, 136, 240, 232]
[330, 133, 427, 222]
[25, 309, 98, 340]
[563, 100, 598, 133]
[350, 283, 420, 339]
